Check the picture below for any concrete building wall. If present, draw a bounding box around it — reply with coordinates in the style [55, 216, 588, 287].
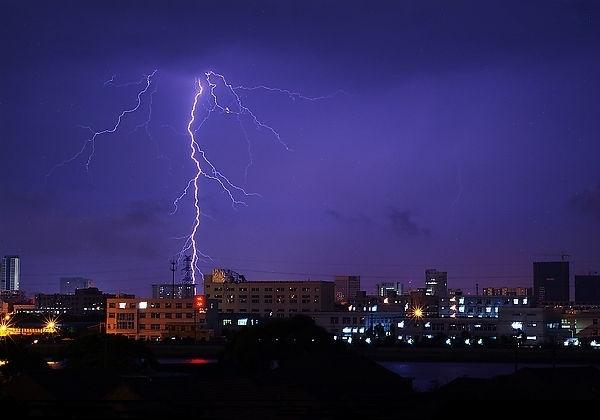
[106, 297, 209, 341]
[204, 278, 335, 317]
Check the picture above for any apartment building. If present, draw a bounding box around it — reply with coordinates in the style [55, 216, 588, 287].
[105, 296, 209, 341]
[203, 274, 335, 318]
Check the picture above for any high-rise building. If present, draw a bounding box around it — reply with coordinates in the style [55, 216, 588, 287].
[0, 255, 20, 291]
[574, 274, 600, 304]
[425, 269, 448, 297]
[60, 277, 93, 294]
[533, 261, 570, 304]
[334, 275, 360, 303]
[376, 282, 404, 297]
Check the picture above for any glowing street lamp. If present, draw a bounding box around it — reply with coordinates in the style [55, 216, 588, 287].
[412, 307, 424, 319]
[43, 316, 59, 334]
[0, 318, 13, 338]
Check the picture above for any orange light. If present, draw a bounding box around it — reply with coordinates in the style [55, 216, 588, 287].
[43, 315, 59, 334]
[412, 307, 424, 319]
[194, 295, 206, 311]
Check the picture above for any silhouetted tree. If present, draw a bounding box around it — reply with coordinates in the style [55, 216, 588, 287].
[0, 340, 48, 377]
[221, 315, 337, 373]
[64, 333, 156, 372]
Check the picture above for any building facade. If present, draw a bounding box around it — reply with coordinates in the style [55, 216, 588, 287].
[376, 282, 404, 297]
[533, 261, 570, 304]
[60, 277, 93, 294]
[0, 255, 20, 291]
[334, 275, 361, 303]
[425, 269, 448, 297]
[35, 287, 107, 315]
[449, 295, 530, 318]
[204, 275, 335, 318]
[151, 283, 196, 299]
[575, 274, 600, 304]
[482, 287, 530, 297]
[105, 296, 209, 340]
[497, 307, 566, 345]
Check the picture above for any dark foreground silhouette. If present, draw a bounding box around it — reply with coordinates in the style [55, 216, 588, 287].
[0, 316, 598, 417]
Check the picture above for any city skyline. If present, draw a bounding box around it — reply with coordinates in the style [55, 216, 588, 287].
[2, 0, 600, 296]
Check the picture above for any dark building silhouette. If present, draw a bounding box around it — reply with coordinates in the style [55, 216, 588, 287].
[35, 287, 108, 315]
[425, 269, 448, 297]
[533, 261, 570, 304]
[334, 275, 360, 303]
[575, 274, 600, 304]
[482, 287, 530, 296]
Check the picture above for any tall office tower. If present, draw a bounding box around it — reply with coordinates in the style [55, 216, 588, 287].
[425, 269, 448, 297]
[0, 255, 20, 291]
[574, 274, 600, 304]
[334, 275, 361, 303]
[533, 261, 570, 304]
[60, 277, 93, 294]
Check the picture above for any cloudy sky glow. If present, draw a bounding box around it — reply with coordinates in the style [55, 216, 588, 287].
[1, 0, 600, 295]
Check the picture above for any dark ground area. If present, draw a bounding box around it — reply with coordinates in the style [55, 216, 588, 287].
[2, 317, 600, 417]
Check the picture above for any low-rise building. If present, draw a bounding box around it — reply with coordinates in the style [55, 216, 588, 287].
[105, 296, 210, 341]
[203, 272, 335, 317]
[151, 283, 196, 299]
[482, 287, 530, 297]
[35, 287, 109, 315]
[561, 309, 600, 339]
[497, 307, 566, 345]
[449, 295, 530, 318]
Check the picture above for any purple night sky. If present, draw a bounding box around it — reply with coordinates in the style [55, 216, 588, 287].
[1, 0, 600, 296]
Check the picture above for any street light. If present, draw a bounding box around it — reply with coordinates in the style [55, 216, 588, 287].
[43, 315, 59, 334]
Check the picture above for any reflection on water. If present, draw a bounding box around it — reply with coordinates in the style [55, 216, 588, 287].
[158, 358, 217, 365]
[379, 361, 585, 392]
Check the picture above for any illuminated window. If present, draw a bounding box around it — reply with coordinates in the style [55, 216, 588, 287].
[118, 302, 126, 309]
[138, 302, 148, 309]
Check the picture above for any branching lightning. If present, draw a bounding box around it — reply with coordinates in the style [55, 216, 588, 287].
[46, 69, 158, 178]
[234, 84, 347, 102]
[51, 68, 341, 287]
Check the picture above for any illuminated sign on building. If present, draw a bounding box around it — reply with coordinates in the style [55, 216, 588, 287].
[194, 295, 206, 312]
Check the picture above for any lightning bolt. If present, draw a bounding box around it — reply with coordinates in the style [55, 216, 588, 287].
[174, 71, 344, 284]
[233, 84, 347, 102]
[46, 69, 158, 179]
[51, 67, 341, 288]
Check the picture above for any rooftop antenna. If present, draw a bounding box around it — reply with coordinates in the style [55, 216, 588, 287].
[182, 255, 193, 284]
[170, 259, 177, 299]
